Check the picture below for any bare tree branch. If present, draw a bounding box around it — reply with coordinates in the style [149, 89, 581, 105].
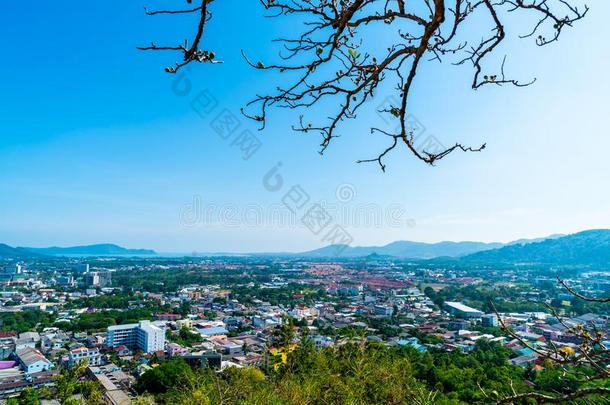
[138, 0, 221, 73]
[496, 386, 610, 404]
[490, 272, 610, 405]
[140, 0, 588, 169]
[558, 276, 610, 303]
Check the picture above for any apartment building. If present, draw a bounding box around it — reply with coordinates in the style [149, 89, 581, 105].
[67, 347, 102, 368]
[106, 321, 165, 353]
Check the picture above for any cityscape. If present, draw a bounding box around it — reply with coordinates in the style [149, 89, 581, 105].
[0, 231, 608, 403]
[1, 0, 609, 403]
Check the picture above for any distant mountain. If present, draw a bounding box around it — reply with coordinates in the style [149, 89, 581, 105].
[461, 230, 610, 266]
[0, 244, 45, 259]
[506, 234, 565, 246]
[24, 244, 156, 256]
[300, 240, 504, 259]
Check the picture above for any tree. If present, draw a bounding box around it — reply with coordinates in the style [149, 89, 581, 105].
[136, 358, 196, 395]
[12, 388, 38, 405]
[140, 0, 587, 169]
[272, 316, 296, 347]
[178, 301, 192, 317]
[54, 361, 106, 404]
[55, 364, 84, 403]
[491, 276, 610, 404]
[172, 325, 203, 347]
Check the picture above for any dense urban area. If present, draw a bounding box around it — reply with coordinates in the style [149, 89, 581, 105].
[0, 251, 608, 404]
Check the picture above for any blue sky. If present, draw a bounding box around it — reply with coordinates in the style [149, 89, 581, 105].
[0, 1, 608, 253]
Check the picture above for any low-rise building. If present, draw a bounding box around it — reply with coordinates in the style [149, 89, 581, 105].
[167, 343, 189, 357]
[155, 313, 181, 321]
[87, 364, 133, 405]
[14, 347, 54, 374]
[481, 314, 499, 327]
[67, 347, 102, 368]
[374, 305, 393, 316]
[444, 302, 484, 319]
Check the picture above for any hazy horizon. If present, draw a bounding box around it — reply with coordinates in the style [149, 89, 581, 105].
[8, 229, 596, 255]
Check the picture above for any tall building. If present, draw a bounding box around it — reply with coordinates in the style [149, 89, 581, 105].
[85, 272, 100, 287]
[3, 264, 22, 274]
[56, 276, 75, 287]
[73, 263, 89, 273]
[85, 271, 111, 287]
[106, 321, 165, 353]
[481, 314, 499, 328]
[98, 270, 112, 287]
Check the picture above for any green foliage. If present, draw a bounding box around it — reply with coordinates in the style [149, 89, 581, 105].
[10, 388, 38, 405]
[54, 362, 104, 404]
[65, 293, 135, 309]
[0, 310, 56, 333]
[232, 283, 329, 307]
[410, 340, 527, 404]
[66, 308, 158, 332]
[424, 284, 547, 313]
[272, 316, 296, 347]
[137, 337, 532, 404]
[136, 358, 195, 395]
[167, 326, 203, 347]
[178, 301, 192, 317]
[534, 364, 580, 394]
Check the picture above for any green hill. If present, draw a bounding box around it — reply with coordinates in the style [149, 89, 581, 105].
[0, 244, 44, 259]
[462, 229, 610, 266]
[25, 243, 156, 256]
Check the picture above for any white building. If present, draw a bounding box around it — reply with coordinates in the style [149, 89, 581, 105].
[15, 332, 40, 350]
[106, 321, 165, 353]
[84, 271, 112, 288]
[85, 272, 100, 287]
[68, 347, 102, 367]
[3, 264, 22, 274]
[444, 302, 484, 319]
[15, 347, 54, 374]
[288, 306, 319, 319]
[481, 314, 499, 327]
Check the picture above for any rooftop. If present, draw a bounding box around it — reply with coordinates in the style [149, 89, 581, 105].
[444, 302, 484, 314]
[15, 347, 52, 367]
